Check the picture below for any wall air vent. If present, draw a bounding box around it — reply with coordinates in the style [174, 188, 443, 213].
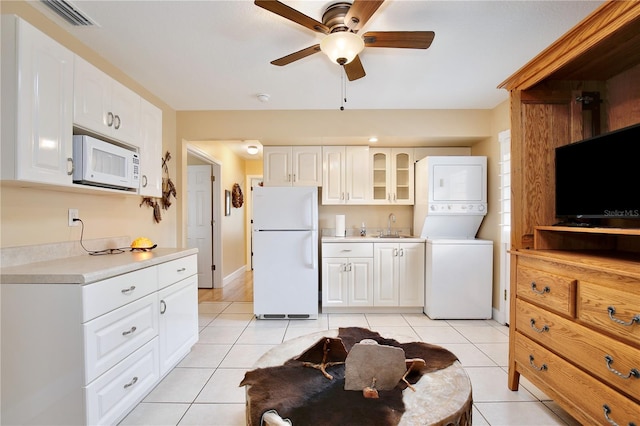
[41, 0, 96, 26]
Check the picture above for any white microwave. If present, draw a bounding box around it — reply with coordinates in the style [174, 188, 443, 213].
[72, 135, 140, 190]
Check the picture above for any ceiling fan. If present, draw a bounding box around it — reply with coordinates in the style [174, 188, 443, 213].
[255, 0, 435, 81]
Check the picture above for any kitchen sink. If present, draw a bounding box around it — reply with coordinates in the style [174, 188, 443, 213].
[376, 234, 410, 238]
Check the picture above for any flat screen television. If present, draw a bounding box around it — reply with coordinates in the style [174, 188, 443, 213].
[555, 122, 640, 225]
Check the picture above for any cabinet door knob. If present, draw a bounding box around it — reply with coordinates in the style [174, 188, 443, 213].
[107, 111, 114, 127]
[160, 299, 167, 314]
[114, 114, 121, 130]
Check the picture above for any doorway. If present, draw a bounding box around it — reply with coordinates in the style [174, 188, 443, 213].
[187, 147, 222, 289]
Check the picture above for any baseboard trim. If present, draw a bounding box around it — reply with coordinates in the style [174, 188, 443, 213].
[222, 266, 246, 288]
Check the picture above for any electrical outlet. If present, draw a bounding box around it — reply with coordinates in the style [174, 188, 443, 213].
[68, 209, 79, 227]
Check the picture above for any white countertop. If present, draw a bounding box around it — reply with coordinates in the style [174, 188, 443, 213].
[322, 236, 425, 243]
[0, 247, 198, 285]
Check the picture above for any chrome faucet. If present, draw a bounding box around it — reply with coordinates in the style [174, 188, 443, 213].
[387, 213, 396, 236]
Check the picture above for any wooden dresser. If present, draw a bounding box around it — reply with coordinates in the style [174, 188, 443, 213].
[499, 2, 640, 424]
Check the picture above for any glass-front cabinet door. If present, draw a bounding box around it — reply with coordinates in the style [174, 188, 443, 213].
[371, 149, 389, 203]
[393, 149, 414, 204]
[370, 148, 414, 204]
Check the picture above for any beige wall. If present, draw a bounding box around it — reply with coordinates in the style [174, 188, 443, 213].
[474, 99, 510, 312]
[1, 1, 179, 249]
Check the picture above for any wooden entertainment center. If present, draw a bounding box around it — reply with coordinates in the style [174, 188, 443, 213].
[499, 2, 640, 425]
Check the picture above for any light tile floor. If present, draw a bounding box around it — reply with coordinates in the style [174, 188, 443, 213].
[119, 302, 581, 426]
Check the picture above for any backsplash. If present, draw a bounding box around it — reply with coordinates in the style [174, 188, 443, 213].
[0, 236, 131, 268]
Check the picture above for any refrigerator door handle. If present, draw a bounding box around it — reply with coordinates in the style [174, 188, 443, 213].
[310, 232, 317, 269]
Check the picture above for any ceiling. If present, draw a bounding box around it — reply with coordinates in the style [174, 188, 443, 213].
[40, 0, 604, 112]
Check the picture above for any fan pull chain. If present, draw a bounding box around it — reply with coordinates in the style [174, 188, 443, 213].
[340, 66, 347, 111]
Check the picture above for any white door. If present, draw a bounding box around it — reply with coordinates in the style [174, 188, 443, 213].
[349, 258, 374, 306]
[373, 243, 399, 306]
[253, 186, 317, 230]
[292, 146, 322, 186]
[322, 258, 348, 307]
[398, 242, 425, 306]
[187, 165, 213, 288]
[263, 147, 291, 186]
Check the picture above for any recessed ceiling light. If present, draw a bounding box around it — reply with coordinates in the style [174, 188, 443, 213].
[369, 137, 378, 143]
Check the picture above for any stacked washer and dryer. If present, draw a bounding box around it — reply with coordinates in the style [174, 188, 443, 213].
[413, 156, 493, 319]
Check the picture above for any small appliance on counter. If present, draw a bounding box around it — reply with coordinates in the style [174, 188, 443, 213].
[252, 186, 319, 319]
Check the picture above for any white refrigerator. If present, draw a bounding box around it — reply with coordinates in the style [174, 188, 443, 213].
[252, 186, 318, 319]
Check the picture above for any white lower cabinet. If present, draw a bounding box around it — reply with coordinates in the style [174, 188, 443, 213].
[158, 275, 199, 375]
[322, 240, 424, 312]
[0, 253, 198, 425]
[373, 242, 425, 307]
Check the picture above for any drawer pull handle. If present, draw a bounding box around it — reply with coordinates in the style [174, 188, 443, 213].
[607, 306, 640, 327]
[160, 300, 167, 314]
[529, 355, 547, 371]
[530, 282, 550, 295]
[530, 319, 549, 333]
[604, 355, 640, 380]
[602, 404, 636, 426]
[124, 376, 138, 389]
[121, 286, 136, 294]
[122, 326, 137, 336]
[177, 267, 186, 272]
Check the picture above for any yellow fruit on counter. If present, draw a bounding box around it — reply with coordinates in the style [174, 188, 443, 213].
[131, 237, 154, 248]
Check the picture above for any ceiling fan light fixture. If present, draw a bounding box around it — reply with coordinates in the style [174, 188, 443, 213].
[320, 31, 364, 65]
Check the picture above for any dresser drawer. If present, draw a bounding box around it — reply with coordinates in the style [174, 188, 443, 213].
[322, 243, 373, 258]
[85, 337, 160, 426]
[84, 293, 159, 383]
[515, 333, 640, 426]
[83, 267, 158, 321]
[578, 280, 640, 345]
[516, 299, 640, 401]
[516, 265, 576, 317]
[158, 255, 198, 289]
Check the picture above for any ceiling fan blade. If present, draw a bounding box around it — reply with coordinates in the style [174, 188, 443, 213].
[255, 0, 329, 34]
[271, 44, 321, 66]
[344, 0, 384, 32]
[344, 55, 366, 81]
[363, 31, 435, 49]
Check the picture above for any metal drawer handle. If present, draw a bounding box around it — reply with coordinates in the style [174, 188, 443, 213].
[607, 306, 640, 327]
[121, 285, 136, 294]
[530, 282, 550, 295]
[114, 114, 121, 130]
[122, 326, 137, 336]
[530, 318, 549, 333]
[160, 300, 167, 314]
[604, 355, 640, 380]
[124, 376, 138, 389]
[177, 267, 186, 272]
[529, 354, 547, 371]
[107, 111, 114, 127]
[603, 404, 636, 426]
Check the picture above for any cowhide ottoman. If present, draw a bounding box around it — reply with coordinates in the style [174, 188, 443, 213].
[240, 327, 472, 426]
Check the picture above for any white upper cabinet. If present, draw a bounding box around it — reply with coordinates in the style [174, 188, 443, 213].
[1, 15, 74, 186]
[263, 146, 322, 186]
[138, 99, 163, 197]
[322, 146, 369, 205]
[370, 148, 414, 205]
[74, 56, 141, 146]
